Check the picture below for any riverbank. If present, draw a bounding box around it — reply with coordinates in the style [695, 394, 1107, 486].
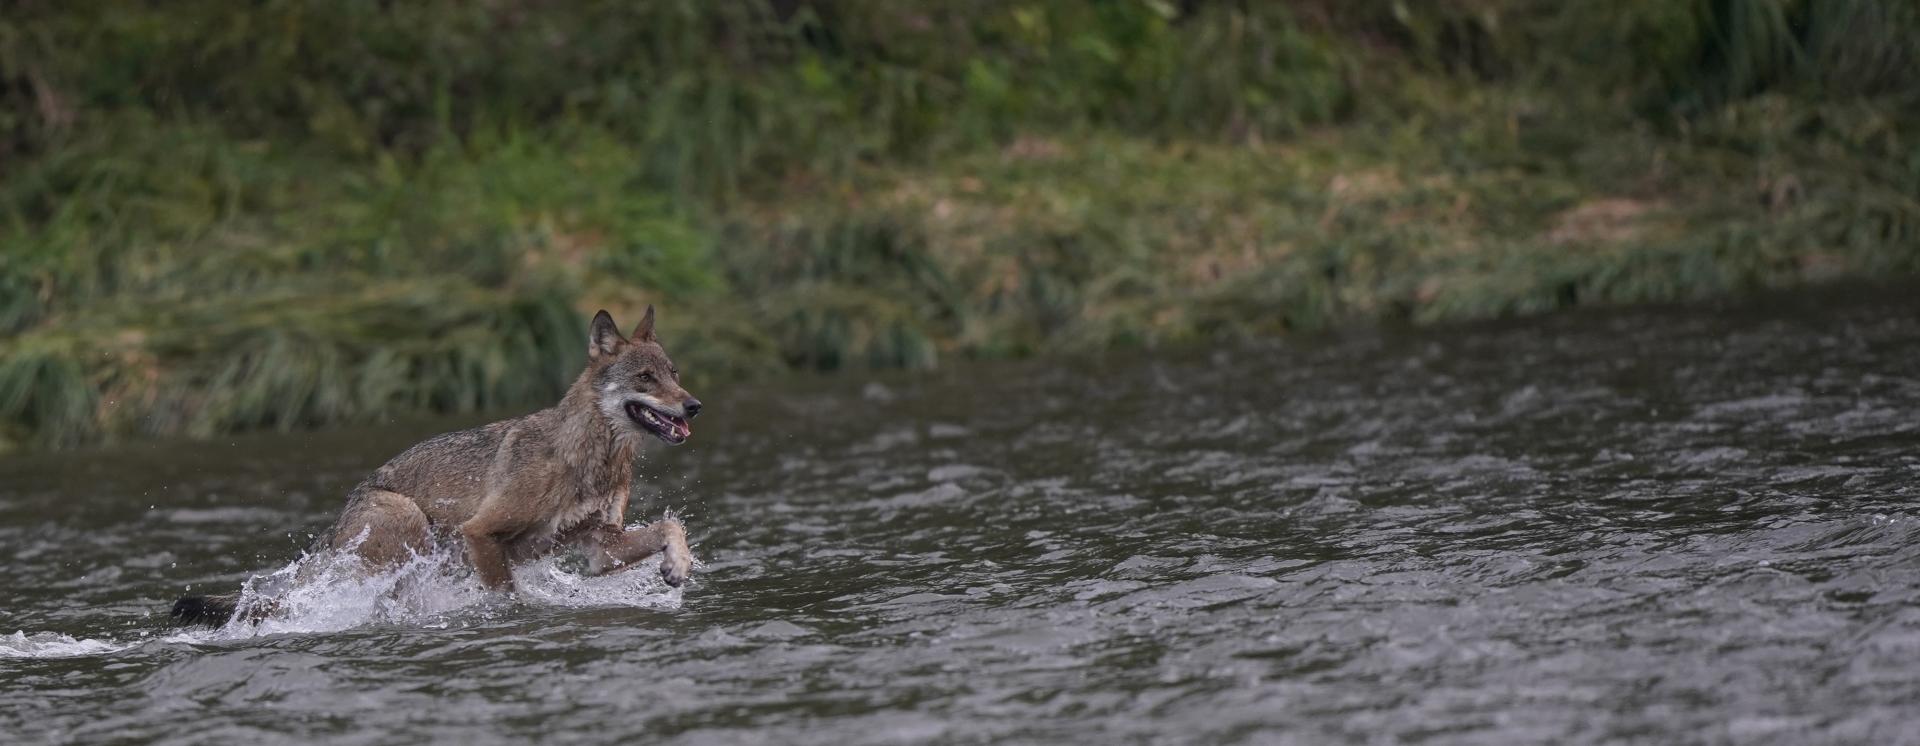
[3, 1, 1916, 448]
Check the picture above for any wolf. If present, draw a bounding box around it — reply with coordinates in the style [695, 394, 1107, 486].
[171, 306, 702, 625]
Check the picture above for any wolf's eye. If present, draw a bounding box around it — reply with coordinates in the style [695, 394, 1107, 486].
[638, 371, 656, 384]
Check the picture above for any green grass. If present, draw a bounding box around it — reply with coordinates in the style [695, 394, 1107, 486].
[1, 1, 1917, 449]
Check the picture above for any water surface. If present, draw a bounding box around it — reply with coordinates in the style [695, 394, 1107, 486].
[4, 289, 1920, 744]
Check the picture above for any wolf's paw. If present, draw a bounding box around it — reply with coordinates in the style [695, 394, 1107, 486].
[655, 516, 694, 588]
[660, 546, 692, 587]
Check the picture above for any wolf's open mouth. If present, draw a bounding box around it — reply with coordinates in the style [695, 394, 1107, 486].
[625, 401, 691, 444]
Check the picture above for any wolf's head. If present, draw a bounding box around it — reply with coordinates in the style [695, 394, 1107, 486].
[586, 306, 702, 445]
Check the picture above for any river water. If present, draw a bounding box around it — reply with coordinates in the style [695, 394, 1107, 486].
[3, 288, 1919, 744]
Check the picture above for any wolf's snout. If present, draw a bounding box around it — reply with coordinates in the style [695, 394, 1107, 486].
[683, 398, 702, 418]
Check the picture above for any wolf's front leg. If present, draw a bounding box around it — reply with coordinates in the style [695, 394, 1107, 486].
[460, 519, 518, 591]
[584, 518, 693, 587]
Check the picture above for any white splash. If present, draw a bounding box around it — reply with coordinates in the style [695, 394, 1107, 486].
[201, 536, 687, 640]
[3, 530, 690, 658]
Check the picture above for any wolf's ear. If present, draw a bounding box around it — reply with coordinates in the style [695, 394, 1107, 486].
[632, 304, 657, 343]
[589, 310, 625, 359]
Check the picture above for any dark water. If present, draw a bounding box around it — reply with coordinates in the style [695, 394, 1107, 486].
[4, 289, 1920, 744]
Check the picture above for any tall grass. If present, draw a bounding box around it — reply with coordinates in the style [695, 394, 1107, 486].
[1, 0, 1916, 448]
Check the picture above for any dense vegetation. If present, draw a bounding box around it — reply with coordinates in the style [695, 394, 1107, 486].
[2, 0, 1916, 448]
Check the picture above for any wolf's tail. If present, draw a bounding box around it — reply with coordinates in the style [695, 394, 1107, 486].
[169, 593, 241, 626]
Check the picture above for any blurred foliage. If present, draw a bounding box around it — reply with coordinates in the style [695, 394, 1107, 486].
[0, 0, 1916, 448]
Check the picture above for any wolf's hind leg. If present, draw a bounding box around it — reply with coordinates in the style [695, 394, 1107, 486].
[583, 518, 693, 587]
[172, 490, 427, 627]
[332, 489, 433, 568]
[170, 593, 242, 626]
